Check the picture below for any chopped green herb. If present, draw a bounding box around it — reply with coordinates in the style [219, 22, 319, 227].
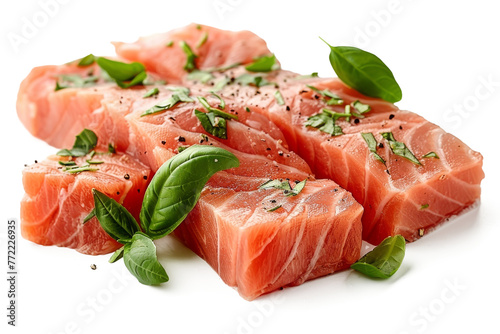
[143, 87, 159, 98]
[63, 165, 99, 174]
[207, 62, 241, 72]
[351, 235, 406, 278]
[245, 54, 278, 72]
[58, 160, 77, 166]
[422, 151, 439, 159]
[57, 129, 98, 157]
[86, 160, 104, 164]
[274, 90, 285, 105]
[141, 87, 193, 117]
[267, 205, 282, 212]
[211, 91, 225, 109]
[187, 70, 214, 83]
[361, 133, 386, 164]
[196, 31, 208, 48]
[197, 96, 237, 119]
[165, 41, 173, 47]
[352, 100, 371, 114]
[108, 143, 116, 154]
[213, 77, 230, 91]
[245, 107, 251, 113]
[305, 110, 343, 136]
[55, 74, 99, 91]
[259, 178, 307, 197]
[306, 85, 344, 105]
[177, 146, 189, 153]
[381, 132, 421, 165]
[295, 72, 319, 80]
[78, 54, 96, 67]
[179, 41, 197, 72]
[235, 73, 275, 88]
[420, 204, 429, 210]
[194, 102, 237, 140]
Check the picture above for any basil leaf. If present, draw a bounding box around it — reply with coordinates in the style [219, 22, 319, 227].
[196, 31, 208, 48]
[274, 90, 285, 105]
[180, 41, 197, 72]
[361, 133, 386, 164]
[211, 91, 225, 109]
[55, 74, 99, 91]
[381, 132, 421, 165]
[123, 233, 169, 285]
[422, 151, 439, 159]
[352, 100, 371, 114]
[78, 54, 95, 67]
[305, 111, 343, 136]
[140, 145, 239, 239]
[141, 87, 193, 116]
[267, 205, 282, 212]
[321, 39, 402, 103]
[259, 179, 307, 197]
[295, 72, 319, 80]
[194, 109, 228, 139]
[351, 235, 406, 278]
[245, 54, 278, 72]
[306, 85, 344, 105]
[235, 74, 275, 88]
[58, 160, 76, 166]
[213, 77, 230, 91]
[92, 189, 141, 243]
[197, 97, 237, 119]
[109, 245, 125, 263]
[143, 87, 159, 98]
[96, 57, 146, 88]
[63, 165, 99, 174]
[187, 70, 214, 83]
[420, 204, 429, 210]
[57, 129, 98, 157]
[108, 143, 116, 154]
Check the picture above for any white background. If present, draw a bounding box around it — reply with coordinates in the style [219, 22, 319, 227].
[1, 1, 499, 333]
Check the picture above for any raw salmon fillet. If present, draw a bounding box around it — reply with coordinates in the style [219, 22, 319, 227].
[21, 154, 150, 255]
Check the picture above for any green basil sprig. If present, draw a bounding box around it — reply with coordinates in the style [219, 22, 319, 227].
[91, 145, 239, 285]
[351, 235, 406, 278]
[381, 132, 421, 165]
[245, 54, 278, 72]
[140, 145, 239, 239]
[361, 133, 385, 164]
[320, 39, 402, 103]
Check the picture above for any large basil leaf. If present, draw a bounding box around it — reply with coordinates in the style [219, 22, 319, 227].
[92, 189, 141, 243]
[322, 41, 402, 103]
[123, 233, 169, 285]
[351, 235, 406, 278]
[140, 145, 239, 239]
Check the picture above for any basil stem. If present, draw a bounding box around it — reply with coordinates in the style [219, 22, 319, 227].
[140, 145, 239, 239]
[320, 38, 402, 103]
[351, 235, 406, 278]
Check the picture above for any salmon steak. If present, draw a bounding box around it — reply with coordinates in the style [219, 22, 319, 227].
[16, 23, 483, 299]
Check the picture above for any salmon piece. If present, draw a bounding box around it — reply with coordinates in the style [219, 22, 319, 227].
[173, 172, 363, 300]
[114, 23, 272, 84]
[216, 75, 484, 244]
[21, 154, 150, 255]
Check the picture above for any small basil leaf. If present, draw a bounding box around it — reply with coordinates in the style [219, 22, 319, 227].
[56, 129, 98, 157]
[259, 179, 292, 191]
[143, 87, 159, 98]
[123, 233, 168, 285]
[305, 112, 343, 136]
[235, 74, 275, 88]
[213, 77, 230, 91]
[92, 189, 141, 242]
[140, 145, 239, 239]
[351, 235, 406, 278]
[274, 90, 285, 105]
[195, 110, 228, 139]
[96, 57, 146, 88]
[361, 133, 386, 164]
[78, 54, 95, 67]
[109, 245, 125, 263]
[187, 70, 214, 83]
[180, 41, 197, 72]
[422, 151, 439, 159]
[245, 54, 278, 72]
[321, 39, 402, 103]
[381, 132, 421, 165]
